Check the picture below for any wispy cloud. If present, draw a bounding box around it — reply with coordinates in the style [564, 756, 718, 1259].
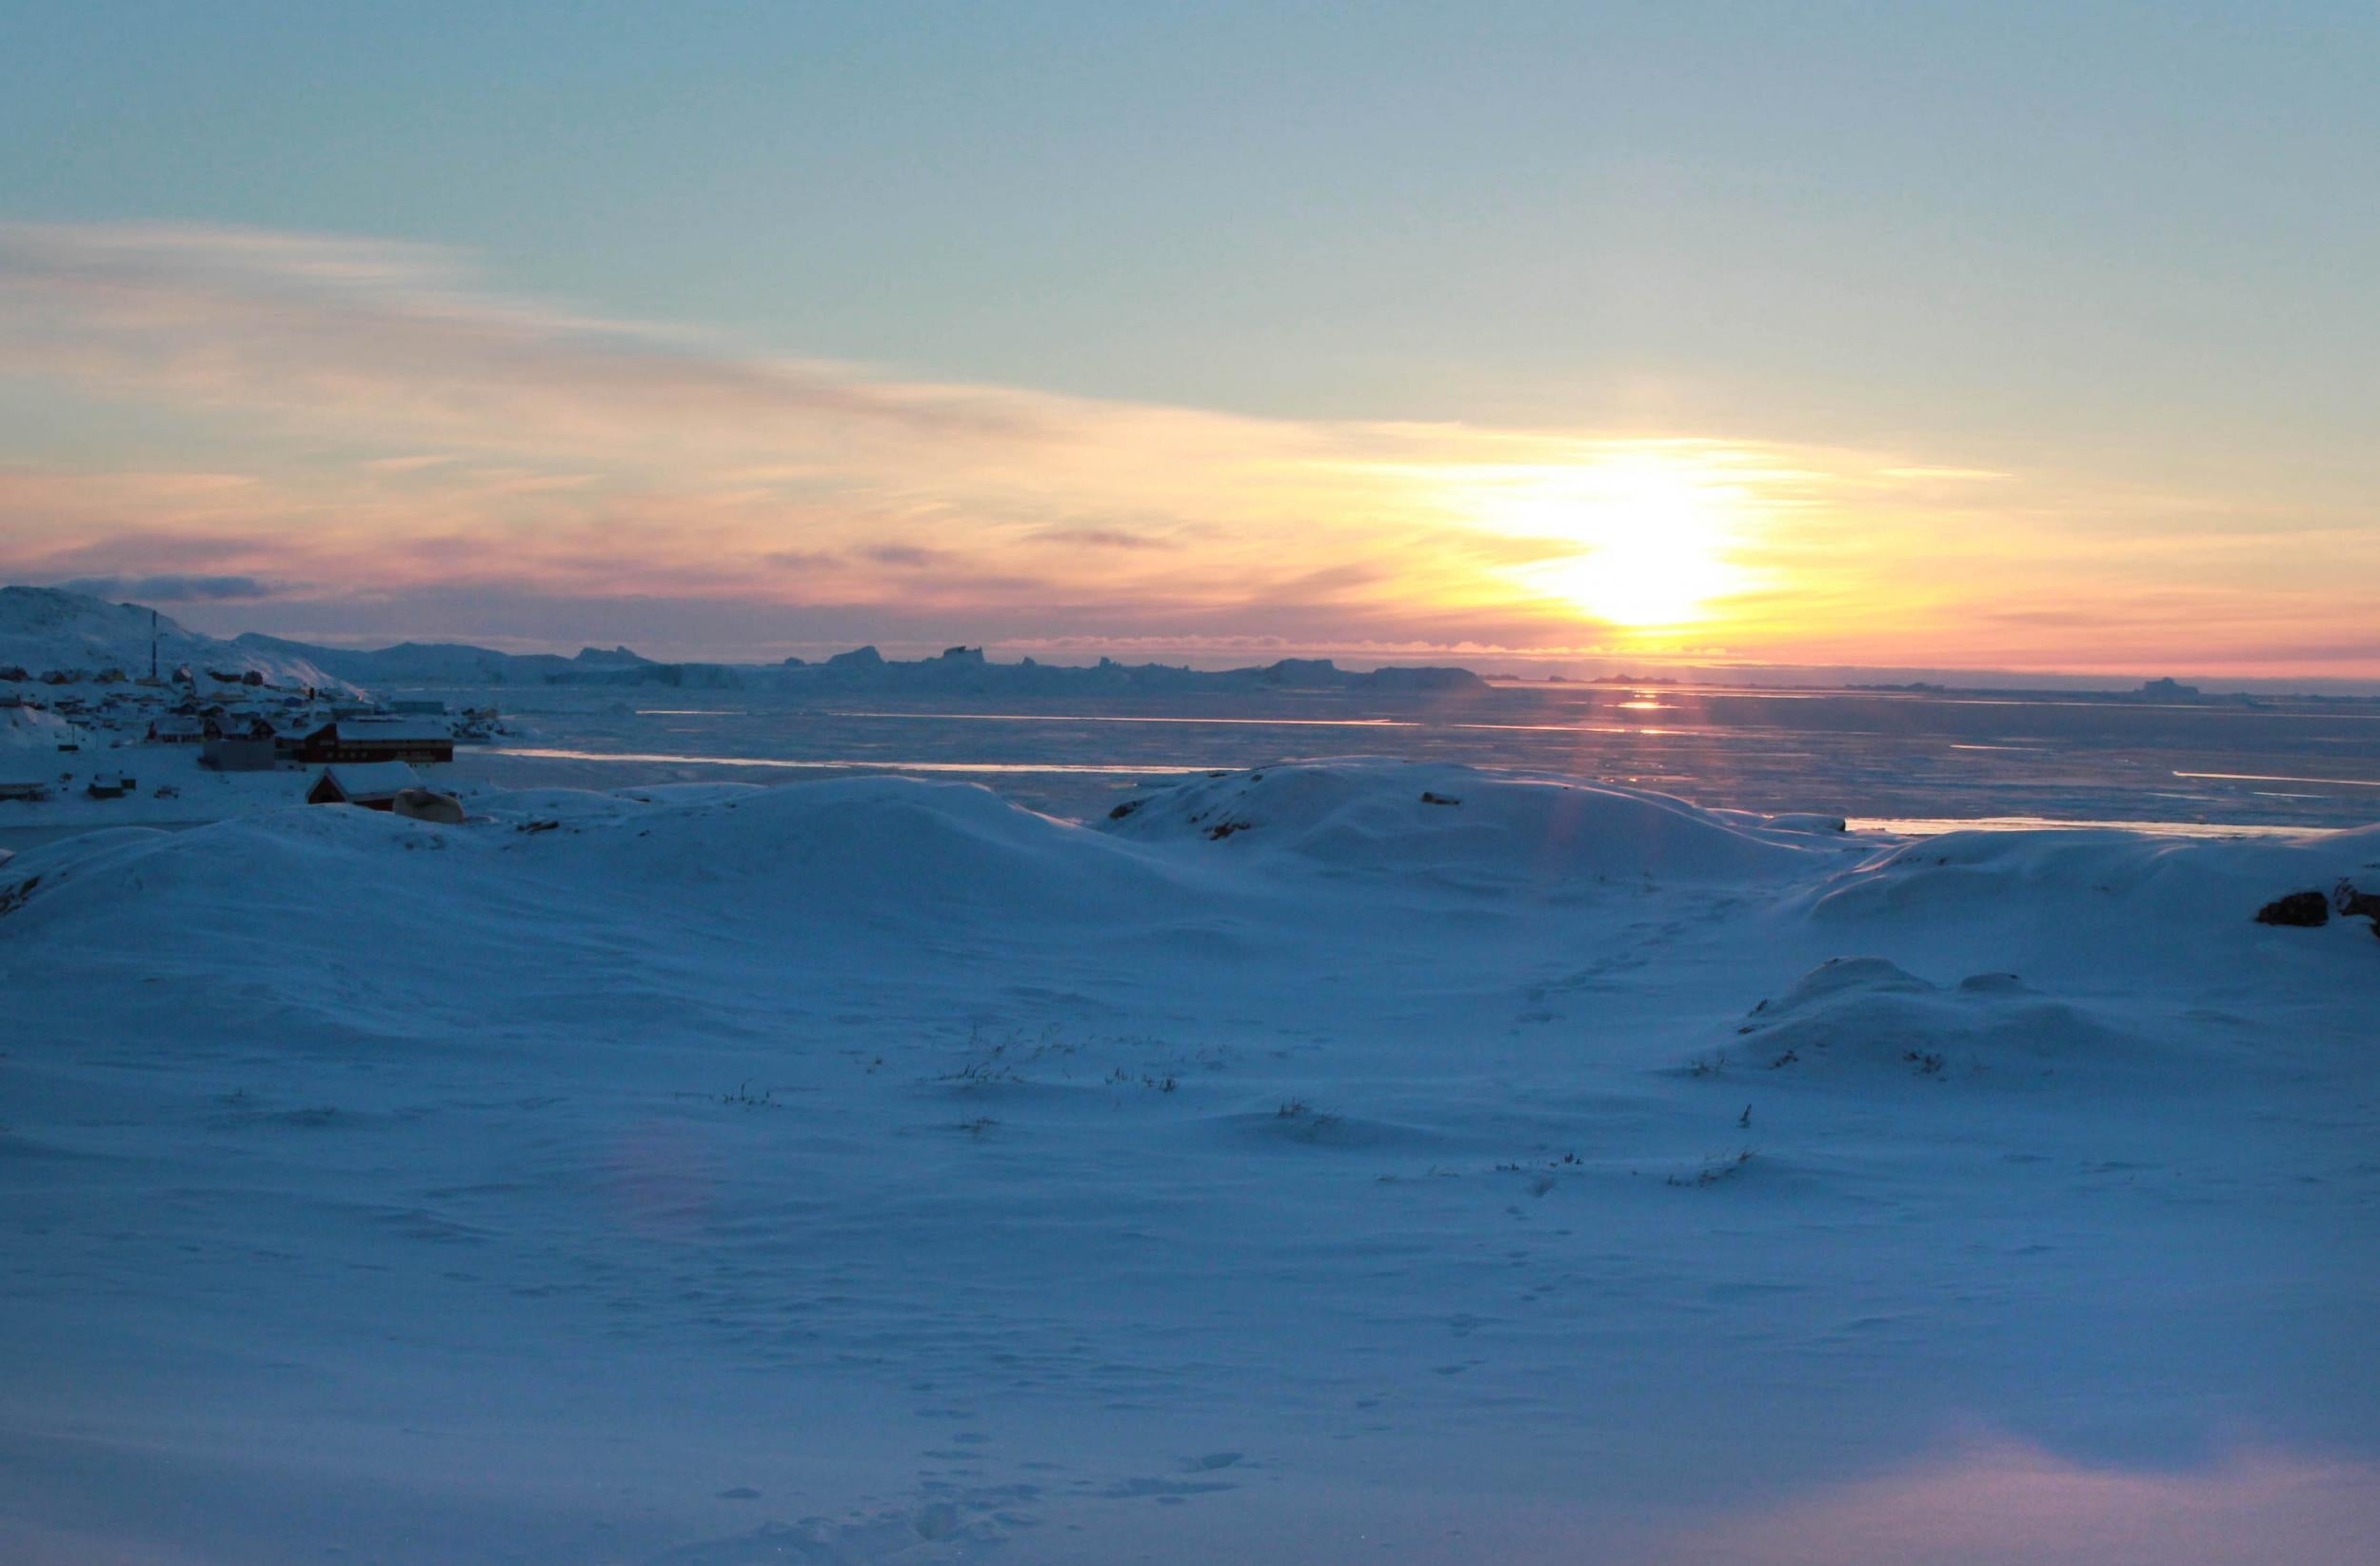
[0, 223, 1027, 449]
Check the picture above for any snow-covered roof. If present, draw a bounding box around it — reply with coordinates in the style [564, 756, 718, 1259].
[314, 761, 422, 799]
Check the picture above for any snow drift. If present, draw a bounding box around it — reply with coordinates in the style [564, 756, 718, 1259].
[1101, 758, 1849, 885]
[1718, 957, 2153, 1088]
[1801, 820, 2380, 983]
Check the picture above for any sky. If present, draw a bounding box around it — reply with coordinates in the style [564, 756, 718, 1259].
[0, 2, 2373, 676]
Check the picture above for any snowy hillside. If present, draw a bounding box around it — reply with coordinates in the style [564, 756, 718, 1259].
[3, 759, 2373, 1563]
[0, 585, 349, 691]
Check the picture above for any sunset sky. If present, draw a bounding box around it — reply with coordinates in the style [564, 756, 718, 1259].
[2, 4, 2372, 677]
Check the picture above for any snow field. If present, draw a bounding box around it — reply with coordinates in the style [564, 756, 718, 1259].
[1, 760, 2373, 1563]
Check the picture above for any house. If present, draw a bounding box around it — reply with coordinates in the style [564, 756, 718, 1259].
[147, 714, 208, 744]
[307, 761, 423, 810]
[201, 736, 280, 772]
[0, 780, 50, 803]
[86, 771, 132, 799]
[288, 719, 454, 765]
[205, 712, 276, 742]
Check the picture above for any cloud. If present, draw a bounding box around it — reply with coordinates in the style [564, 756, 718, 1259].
[0, 222, 2373, 677]
[1647, 1439, 2380, 1566]
[857, 544, 943, 568]
[1027, 525, 1181, 551]
[51, 572, 290, 602]
[0, 222, 1037, 455]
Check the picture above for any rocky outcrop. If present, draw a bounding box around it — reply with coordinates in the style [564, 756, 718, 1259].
[2254, 890, 2330, 927]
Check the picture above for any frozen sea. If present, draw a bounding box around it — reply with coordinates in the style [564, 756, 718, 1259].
[446, 679, 2380, 831]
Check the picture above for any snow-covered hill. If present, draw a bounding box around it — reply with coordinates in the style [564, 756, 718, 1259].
[0, 585, 350, 691]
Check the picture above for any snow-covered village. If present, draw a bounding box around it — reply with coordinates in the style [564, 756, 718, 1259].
[0, 590, 499, 838]
[4, 10, 2377, 1566]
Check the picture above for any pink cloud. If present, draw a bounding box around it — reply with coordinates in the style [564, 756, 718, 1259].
[1645, 1439, 2380, 1566]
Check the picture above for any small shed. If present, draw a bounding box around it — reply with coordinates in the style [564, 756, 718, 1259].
[391, 787, 467, 825]
[307, 761, 422, 810]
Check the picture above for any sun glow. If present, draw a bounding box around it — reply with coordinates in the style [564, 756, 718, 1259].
[1543, 525, 1738, 627]
[1455, 450, 1760, 629]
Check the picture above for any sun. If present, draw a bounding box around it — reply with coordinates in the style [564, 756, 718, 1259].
[1537, 525, 1739, 627]
[1456, 450, 1755, 628]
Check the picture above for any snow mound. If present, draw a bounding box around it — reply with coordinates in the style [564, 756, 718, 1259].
[1718, 956, 2150, 1086]
[610, 782, 770, 808]
[1101, 759, 1841, 884]
[0, 824, 176, 883]
[0, 808, 457, 937]
[0, 779, 1211, 955]
[466, 783, 762, 825]
[467, 786, 664, 824]
[1802, 822, 2380, 981]
[545, 775, 1196, 924]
